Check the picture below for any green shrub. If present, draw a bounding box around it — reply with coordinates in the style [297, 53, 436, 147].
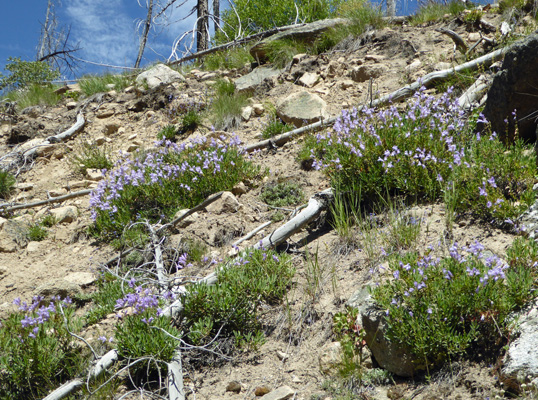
[334, 0, 384, 37]
[265, 39, 308, 68]
[216, 0, 343, 43]
[79, 74, 133, 96]
[371, 238, 537, 372]
[261, 181, 304, 207]
[0, 169, 15, 199]
[89, 136, 263, 243]
[84, 274, 125, 325]
[69, 142, 114, 176]
[0, 57, 59, 90]
[0, 297, 84, 399]
[181, 248, 294, 345]
[26, 224, 48, 242]
[303, 88, 535, 224]
[210, 81, 249, 130]
[157, 124, 178, 141]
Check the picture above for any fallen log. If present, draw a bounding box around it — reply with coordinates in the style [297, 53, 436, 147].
[167, 350, 185, 400]
[23, 112, 85, 160]
[0, 189, 92, 214]
[458, 74, 491, 110]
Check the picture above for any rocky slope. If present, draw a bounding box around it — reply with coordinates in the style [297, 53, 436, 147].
[1, 8, 538, 400]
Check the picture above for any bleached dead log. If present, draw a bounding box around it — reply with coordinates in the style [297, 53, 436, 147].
[436, 27, 468, 54]
[89, 349, 119, 379]
[167, 350, 185, 400]
[148, 224, 166, 291]
[42, 379, 83, 400]
[0, 188, 92, 214]
[23, 112, 85, 159]
[245, 43, 514, 153]
[458, 74, 491, 110]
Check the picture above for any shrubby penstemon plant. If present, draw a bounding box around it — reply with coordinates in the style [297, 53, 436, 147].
[89, 135, 263, 242]
[0, 296, 83, 399]
[304, 87, 535, 224]
[371, 238, 538, 373]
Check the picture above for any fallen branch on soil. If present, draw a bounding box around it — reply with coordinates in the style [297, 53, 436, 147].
[167, 350, 185, 400]
[244, 43, 513, 153]
[23, 112, 85, 160]
[458, 74, 491, 110]
[0, 188, 92, 214]
[231, 220, 272, 247]
[436, 27, 468, 54]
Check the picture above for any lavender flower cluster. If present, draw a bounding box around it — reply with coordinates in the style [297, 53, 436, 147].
[12, 295, 72, 338]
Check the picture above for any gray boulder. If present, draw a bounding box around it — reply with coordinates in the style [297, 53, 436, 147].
[482, 33, 538, 142]
[250, 18, 349, 63]
[276, 90, 329, 128]
[501, 302, 538, 392]
[348, 287, 423, 377]
[234, 67, 283, 94]
[136, 64, 185, 89]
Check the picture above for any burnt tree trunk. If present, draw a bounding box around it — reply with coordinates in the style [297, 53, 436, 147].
[197, 0, 209, 52]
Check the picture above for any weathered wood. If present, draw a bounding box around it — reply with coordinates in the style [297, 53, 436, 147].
[436, 27, 468, 53]
[89, 349, 119, 379]
[42, 379, 83, 400]
[458, 74, 490, 110]
[0, 189, 92, 214]
[23, 112, 85, 159]
[231, 220, 272, 247]
[167, 350, 185, 400]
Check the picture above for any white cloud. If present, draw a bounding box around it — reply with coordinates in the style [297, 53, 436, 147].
[64, 0, 137, 67]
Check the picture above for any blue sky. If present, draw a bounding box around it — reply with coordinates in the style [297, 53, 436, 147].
[0, 0, 199, 77]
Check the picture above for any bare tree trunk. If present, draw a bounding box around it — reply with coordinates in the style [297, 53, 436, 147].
[135, 0, 154, 69]
[197, 0, 209, 52]
[386, 0, 396, 17]
[213, 0, 220, 33]
[38, 0, 54, 61]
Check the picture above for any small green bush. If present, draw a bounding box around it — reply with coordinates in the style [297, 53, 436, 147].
[0, 169, 15, 199]
[304, 88, 535, 224]
[4, 83, 61, 109]
[371, 238, 538, 372]
[181, 248, 294, 345]
[84, 274, 125, 325]
[0, 57, 59, 90]
[0, 297, 84, 399]
[26, 224, 48, 242]
[411, 0, 469, 25]
[157, 124, 178, 141]
[69, 142, 114, 176]
[210, 81, 249, 130]
[261, 181, 304, 207]
[262, 118, 294, 139]
[89, 136, 263, 243]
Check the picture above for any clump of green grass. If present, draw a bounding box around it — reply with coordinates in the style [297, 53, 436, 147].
[261, 181, 304, 207]
[333, 0, 385, 37]
[262, 118, 294, 139]
[371, 237, 538, 374]
[411, 0, 469, 25]
[79, 74, 133, 96]
[204, 47, 254, 71]
[83, 273, 126, 325]
[157, 124, 178, 141]
[0, 169, 15, 199]
[69, 142, 114, 176]
[265, 39, 308, 68]
[3, 84, 61, 109]
[210, 80, 249, 130]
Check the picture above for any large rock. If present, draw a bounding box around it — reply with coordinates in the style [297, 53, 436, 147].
[235, 67, 283, 94]
[136, 64, 185, 90]
[276, 90, 329, 128]
[501, 302, 538, 392]
[250, 18, 349, 63]
[205, 191, 240, 214]
[482, 33, 538, 142]
[348, 287, 422, 377]
[350, 64, 387, 82]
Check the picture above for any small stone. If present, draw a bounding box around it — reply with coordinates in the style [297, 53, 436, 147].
[65, 180, 92, 190]
[241, 106, 253, 121]
[405, 59, 422, 73]
[86, 169, 104, 181]
[226, 381, 242, 393]
[15, 182, 34, 191]
[128, 133, 138, 140]
[48, 189, 67, 198]
[468, 32, 481, 42]
[66, 101, 77, 110]
[94, 136, 107, 145]
[201, 72, 217, 81]
[0, 233, 17, 253]
[293, 53, 308, 63]
[276, 350, 289, 361]
[365, 54, 385, 62]
[206, 191, 240, 214]
[126, 144, 139, 152]
[50, 206, 78, 224]
[255, 386, 271, 396]
[173, 209, 198, 228]
[259, 386, 295, 400]
[96, 106, 115, 119]
[299, 72, 320, 88]
[291, 375, 301, 383]
[0, 266, 7, 276]
[252, 104, 265, 116]
[232, 182, 248, 196]
[27, 241, 42, 253]
[350, 65, 386, 83]
[64, 272, 96, 288]
[104, 123, 120, 136]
